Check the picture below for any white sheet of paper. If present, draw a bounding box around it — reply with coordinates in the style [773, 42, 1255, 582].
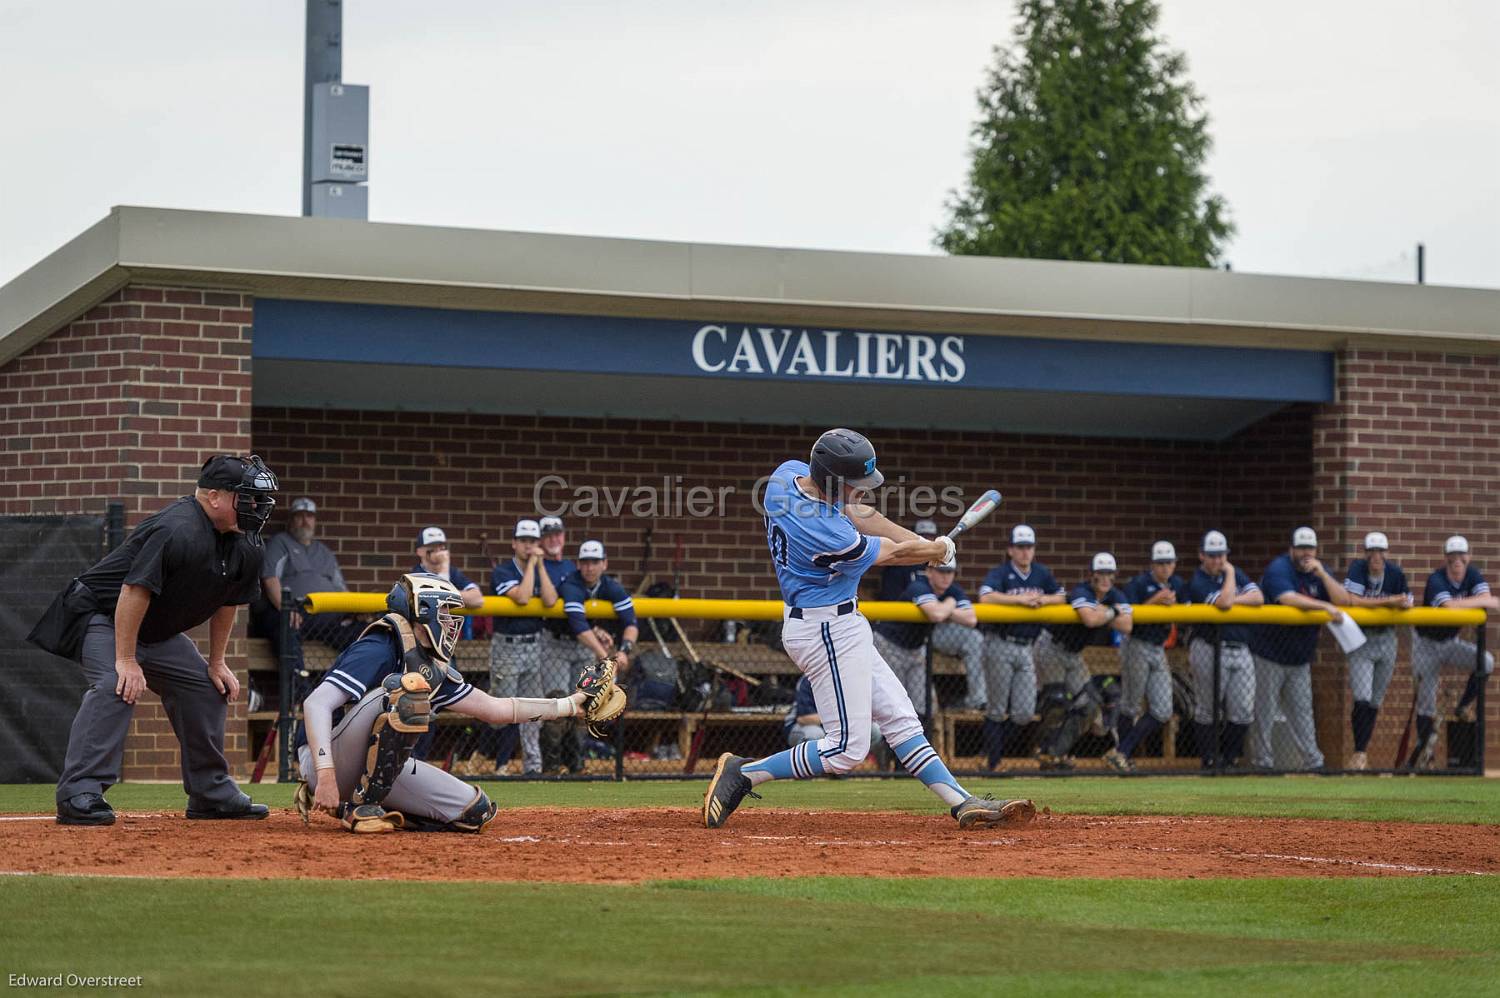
[1326, 613, 1366, 654]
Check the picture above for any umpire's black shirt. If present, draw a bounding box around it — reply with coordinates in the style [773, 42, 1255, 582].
[78, 496, 263, 643]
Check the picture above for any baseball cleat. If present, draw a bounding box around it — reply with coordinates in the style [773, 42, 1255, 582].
[703, 753, 760, 829]
[1348, 751, 1368, 771]
[1413, 731, 1439, 771]
[951, 794, 1037, 830]
[1103, 748, 1133, 774]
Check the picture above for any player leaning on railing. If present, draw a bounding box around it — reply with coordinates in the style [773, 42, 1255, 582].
[702, 428, 1036, 830]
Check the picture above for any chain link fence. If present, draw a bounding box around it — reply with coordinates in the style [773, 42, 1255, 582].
[252, 595, 1488, 782]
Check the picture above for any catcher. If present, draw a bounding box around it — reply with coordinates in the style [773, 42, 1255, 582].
[295, 573, 624, 832]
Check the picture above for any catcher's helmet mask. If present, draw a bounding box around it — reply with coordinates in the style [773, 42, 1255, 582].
[198, 453, 279, 541]
[387, 573, 466, 665]
[808, 428, 885, 499]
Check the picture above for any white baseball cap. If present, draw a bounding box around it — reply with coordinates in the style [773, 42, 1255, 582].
[1151, 541, 1177, 563]
[1091, 552, 1117, 573]
[578, 540, 606, 560]
[913, 519, 938, 537]
[290, 497, 316, 513]
[1291, 526, 1318, 548]
[539, 515, 565, 535]
[1363, 531, 1389, 551]
[1011, 524, 1036, 545]
[1445, 535, 1469, 554]
[1201, 530, 1228, 555]
[417, 526, 447, 547]
[931, 555, 957, 572]
[514, 519, 541, 539]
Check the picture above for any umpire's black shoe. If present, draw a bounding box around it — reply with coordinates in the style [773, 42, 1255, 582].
[703, 753, 760, 829]
[56, 792, 116, 826]
[186, 792, 269, 820]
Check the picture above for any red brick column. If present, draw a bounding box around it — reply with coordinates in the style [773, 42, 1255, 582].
[0, 285, 254, 782]
[1312, 347, 1500, 767]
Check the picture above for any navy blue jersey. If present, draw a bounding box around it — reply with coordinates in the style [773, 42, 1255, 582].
[1342, 559, 1408, 633]
[1249, 554, 1330, 666]
[1122, 572, 1185, 646]
[878, 564, 922, 601]
[294, 629, 473, 748]
[874, 577, 972, 650]
[491, 558, 546, 635]
[783, 675, 820, 736]
[1048, 582, 1132, 654]
[978, 561, 1064, 641]
[541, 558, 579, 637]
[409, 563, 477, 593]
[558, 572, 637, 639]
[1183, 566, 1260, 646]
[1417, 565, 1490, 642]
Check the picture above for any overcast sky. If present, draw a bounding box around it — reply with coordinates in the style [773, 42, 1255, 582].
[1, 0, 1496, 289]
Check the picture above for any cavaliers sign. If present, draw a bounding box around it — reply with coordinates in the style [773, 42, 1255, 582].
[691, 325, 966, 383]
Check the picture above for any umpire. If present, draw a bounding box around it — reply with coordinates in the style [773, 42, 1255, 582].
[38, 454, 279, 825]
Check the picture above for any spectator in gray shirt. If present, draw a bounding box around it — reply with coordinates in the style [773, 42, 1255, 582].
[253, 497, 361, 654]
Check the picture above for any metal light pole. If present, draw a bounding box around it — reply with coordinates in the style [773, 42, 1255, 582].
[303, 0, 368, 219]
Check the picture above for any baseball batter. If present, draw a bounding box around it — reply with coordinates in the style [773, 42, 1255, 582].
[1411, 535, 1497, 768]
[1340, 531, 1411, 770]
[1107, 541, 1185, 772]
[1182, 530, 1263, 768]
[296, 573, 617, 832]
[703, 429, 1035, 830]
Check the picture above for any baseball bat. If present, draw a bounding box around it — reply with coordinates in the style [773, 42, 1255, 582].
[250, 719, 278, 784]
[1393, 697, 1416, 769]
[948, 489, 1002, 539]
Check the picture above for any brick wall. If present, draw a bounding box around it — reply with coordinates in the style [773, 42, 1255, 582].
[0, 285, 254, 781]
[1313, 348, 1500, 765]
[250, 406, 1312, 605]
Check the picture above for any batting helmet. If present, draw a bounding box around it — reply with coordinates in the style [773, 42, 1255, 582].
[808, 428, 884, 496]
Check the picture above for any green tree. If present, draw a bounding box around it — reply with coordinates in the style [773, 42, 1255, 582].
[937, 0, 1232, 266]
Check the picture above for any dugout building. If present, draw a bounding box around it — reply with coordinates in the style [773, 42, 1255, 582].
[1, 206, 1496, 780]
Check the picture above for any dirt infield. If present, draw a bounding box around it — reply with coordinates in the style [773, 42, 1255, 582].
[6, 808, 1497, 882]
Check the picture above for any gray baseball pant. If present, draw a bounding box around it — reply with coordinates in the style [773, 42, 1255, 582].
[1250, 656, 1323, 770]
[540, 630, 594, 694]
[981, 634, 1037, 722]
[1412, 634, 1494, 717]
[56, 614, 241, 807]
[1188, 639, 1255, 726]
[1120, 637, 1173, 724]
[872, 630, 931, 716]
[1035, 631, 1090, 694]
[297, 689, 478, 822]
[490, 637, 542, 772]
[930, 622, 985, 707]
[1347, 628, 1398, 706]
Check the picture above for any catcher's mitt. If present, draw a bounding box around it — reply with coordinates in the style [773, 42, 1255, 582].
[576, 658, 627, 736]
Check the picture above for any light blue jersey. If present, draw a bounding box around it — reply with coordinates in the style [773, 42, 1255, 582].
[762, 460, 882, 608]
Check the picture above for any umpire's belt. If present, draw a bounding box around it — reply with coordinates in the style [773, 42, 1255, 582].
[496, 633, 538, 644]
[787, 600, 856, 621]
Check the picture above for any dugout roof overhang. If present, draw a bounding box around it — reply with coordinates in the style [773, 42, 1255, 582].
[4, 206, 1499, 441]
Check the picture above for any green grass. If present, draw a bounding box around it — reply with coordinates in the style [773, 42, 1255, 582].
[1, 875, 1494, 996]
[7, 774, 1499, 823]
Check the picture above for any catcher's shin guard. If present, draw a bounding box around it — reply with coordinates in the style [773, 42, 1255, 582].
[399, 788, 497, 833]
[347, 673, 433, 831]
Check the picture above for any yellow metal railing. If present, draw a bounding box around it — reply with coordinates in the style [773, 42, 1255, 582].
[300, 592, 1487, 627]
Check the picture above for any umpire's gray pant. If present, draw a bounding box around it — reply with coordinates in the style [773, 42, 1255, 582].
[1412, 634, 1494, 717]
[981, 634, 1037, 722]
[872, 630, 931, 716]
[490, 636, 542, 772]
[1347, 628, 1398, 707]
[930, 622, 985, 707]
[1120, 637, 1173, 724]
[1250, 656, 1323, 771]
[56, 614, 241, 806]
[297, 689, 478, 823]
[1188, 639, 1255, 726]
